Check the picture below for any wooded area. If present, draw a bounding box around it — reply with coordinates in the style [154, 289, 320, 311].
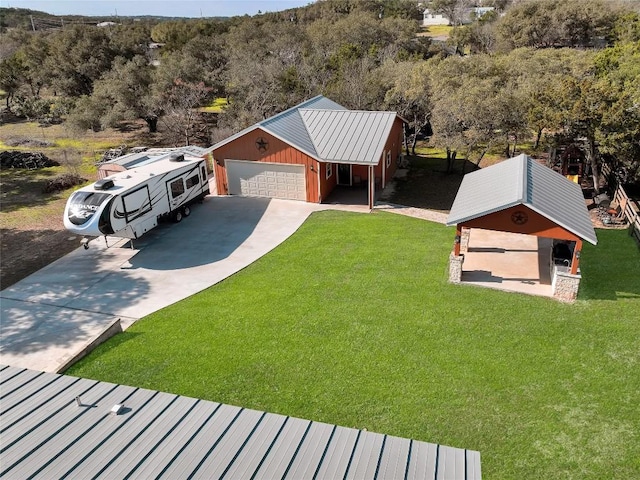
[1, 0, 639, 184]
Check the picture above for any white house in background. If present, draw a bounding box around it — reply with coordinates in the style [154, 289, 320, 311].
[422, 6, 495, 26]
[422, 9, 449, 25]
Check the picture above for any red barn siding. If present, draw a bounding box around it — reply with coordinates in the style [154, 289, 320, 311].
[211, 116, 404, 204]
[212, 129, 319, 202]
[460, 205, 581, 242]
[319, 162, 338, 201]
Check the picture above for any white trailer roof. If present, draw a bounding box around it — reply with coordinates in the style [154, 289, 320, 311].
[85, 157, 203, 195]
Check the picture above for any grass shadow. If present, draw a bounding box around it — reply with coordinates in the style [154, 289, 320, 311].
[389, 154, 475, 211]
[0, 167, 69, 212]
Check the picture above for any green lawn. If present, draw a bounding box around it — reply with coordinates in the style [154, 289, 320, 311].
[67, 211, 640, 479]
[201, 97, 229, 113]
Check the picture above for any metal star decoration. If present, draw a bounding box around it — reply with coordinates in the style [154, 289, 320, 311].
[256, 137, 268, 152]
[511, 210, 529, 225]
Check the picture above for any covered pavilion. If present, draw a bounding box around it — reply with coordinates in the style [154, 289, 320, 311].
[446, 154, 598, 301]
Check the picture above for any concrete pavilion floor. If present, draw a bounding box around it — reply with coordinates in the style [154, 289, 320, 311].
[460, 229, 555, 298]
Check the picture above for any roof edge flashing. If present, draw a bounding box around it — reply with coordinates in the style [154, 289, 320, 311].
[446, 200, 523, 227]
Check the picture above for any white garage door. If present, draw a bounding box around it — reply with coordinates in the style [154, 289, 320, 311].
[226, 160, 306, 201]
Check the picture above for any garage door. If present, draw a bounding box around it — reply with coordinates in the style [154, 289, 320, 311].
[226, 160, 306, 201]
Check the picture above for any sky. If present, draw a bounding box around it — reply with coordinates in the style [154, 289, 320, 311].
[2, 1, 314, 18]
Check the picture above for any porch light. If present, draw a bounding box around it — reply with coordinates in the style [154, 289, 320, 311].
[455, 235, 461, 244]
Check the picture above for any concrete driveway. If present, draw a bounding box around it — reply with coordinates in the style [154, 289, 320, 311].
[0, 196, 323, 372]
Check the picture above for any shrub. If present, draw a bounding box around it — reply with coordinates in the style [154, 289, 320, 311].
[42, 173, 86, 193]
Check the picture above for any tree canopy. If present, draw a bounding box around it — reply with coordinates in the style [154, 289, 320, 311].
[0, 0, 638, 182]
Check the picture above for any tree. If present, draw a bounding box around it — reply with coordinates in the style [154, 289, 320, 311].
[380, 60, 432, 154]
[429, 0, 473, 26]
[93, 55, 161, 133]
[593, 41, 640, 183]
[495, 0, 620, 51]
[160, 79, 212, 145]
[45, 25, 117, 96]
[0, 55, 25, 109]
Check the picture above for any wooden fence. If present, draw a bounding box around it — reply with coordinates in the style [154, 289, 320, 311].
[602, 164, 640, 245]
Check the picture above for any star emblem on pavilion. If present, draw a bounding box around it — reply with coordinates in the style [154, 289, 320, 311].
[511, 210, 529, 225]
[255, 137, 268, 152]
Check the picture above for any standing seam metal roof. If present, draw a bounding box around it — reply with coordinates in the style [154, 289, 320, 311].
[0, 365, 481, 479]
[206, 96, 401, 166]
[301, 109, 398, 165]
[446, 154, 597, 245]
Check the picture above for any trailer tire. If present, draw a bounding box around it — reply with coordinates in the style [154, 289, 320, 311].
[183, 205, 191, 217]
[174, 210, 183, 223]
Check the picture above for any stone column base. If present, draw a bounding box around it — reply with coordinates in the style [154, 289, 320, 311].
[552, 268, 581, 302]
[449, 253, 464, 284]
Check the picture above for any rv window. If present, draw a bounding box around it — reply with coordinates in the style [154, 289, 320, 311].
[201, 166, 207, 182]
[171, 179, 185, 198]
[186, 175, 199, 189]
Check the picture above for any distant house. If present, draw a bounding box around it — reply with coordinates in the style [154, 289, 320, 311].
[422, 9, 449, 26]
[422, 6, 495, 26]
[205, 96, 405, 209]
[96, 21, 118, 27]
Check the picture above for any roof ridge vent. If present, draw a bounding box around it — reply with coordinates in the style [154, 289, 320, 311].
[517, 154, 528, 203]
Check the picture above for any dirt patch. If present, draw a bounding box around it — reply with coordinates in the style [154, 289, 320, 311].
[1, 227, 80, 289]
[389, 155, 473, 212]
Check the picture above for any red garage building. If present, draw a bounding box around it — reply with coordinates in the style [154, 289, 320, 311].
[206, 96, 405, 209]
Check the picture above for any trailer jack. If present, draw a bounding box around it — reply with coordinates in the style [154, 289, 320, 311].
[81, 237, 90, 250]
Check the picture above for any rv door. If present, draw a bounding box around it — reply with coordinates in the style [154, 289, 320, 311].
[169, 177, 186, 210]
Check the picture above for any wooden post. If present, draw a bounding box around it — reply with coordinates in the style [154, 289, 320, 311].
[570, 239, 583, 275]
[368, 165, 375, 210]
[454, 225, 462, 256]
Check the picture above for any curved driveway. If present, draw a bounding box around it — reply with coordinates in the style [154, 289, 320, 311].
[0, 197, 327, 372]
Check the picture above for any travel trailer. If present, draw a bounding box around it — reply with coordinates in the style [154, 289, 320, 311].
[64, 154, 208, 247]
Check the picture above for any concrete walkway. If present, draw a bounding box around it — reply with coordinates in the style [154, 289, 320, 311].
[0, 197, 325, 372]
[374, 202, 448, 224]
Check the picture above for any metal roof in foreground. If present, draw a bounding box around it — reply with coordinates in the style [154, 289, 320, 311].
[447, 154, 597, 245]
[0, 365, 481, 480]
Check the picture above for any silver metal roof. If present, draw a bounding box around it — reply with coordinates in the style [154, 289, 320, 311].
[301, 110, 397, 165]
[447, 154, 597, 245]
[207, 96, 401, 166]
[0, 365, 481, 479]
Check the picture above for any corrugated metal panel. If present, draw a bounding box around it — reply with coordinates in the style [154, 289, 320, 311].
[446, 154, 597, 245]
[301, 110, 397, 165]
[208, 95, 347, 158]
[263, 96, 347, 160]
[447, 156, 523, 226]
[0, 366, 481, 480]
[527, 158, 597, 245]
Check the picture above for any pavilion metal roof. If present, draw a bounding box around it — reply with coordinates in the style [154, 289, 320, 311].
[0, 365, 481, 479]
[206, 96, 402, 166]
[446, 154, 597, 245]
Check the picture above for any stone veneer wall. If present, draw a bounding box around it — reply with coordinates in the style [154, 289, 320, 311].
[552, 268, 581, 302]
[449, 253, 464, 283]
